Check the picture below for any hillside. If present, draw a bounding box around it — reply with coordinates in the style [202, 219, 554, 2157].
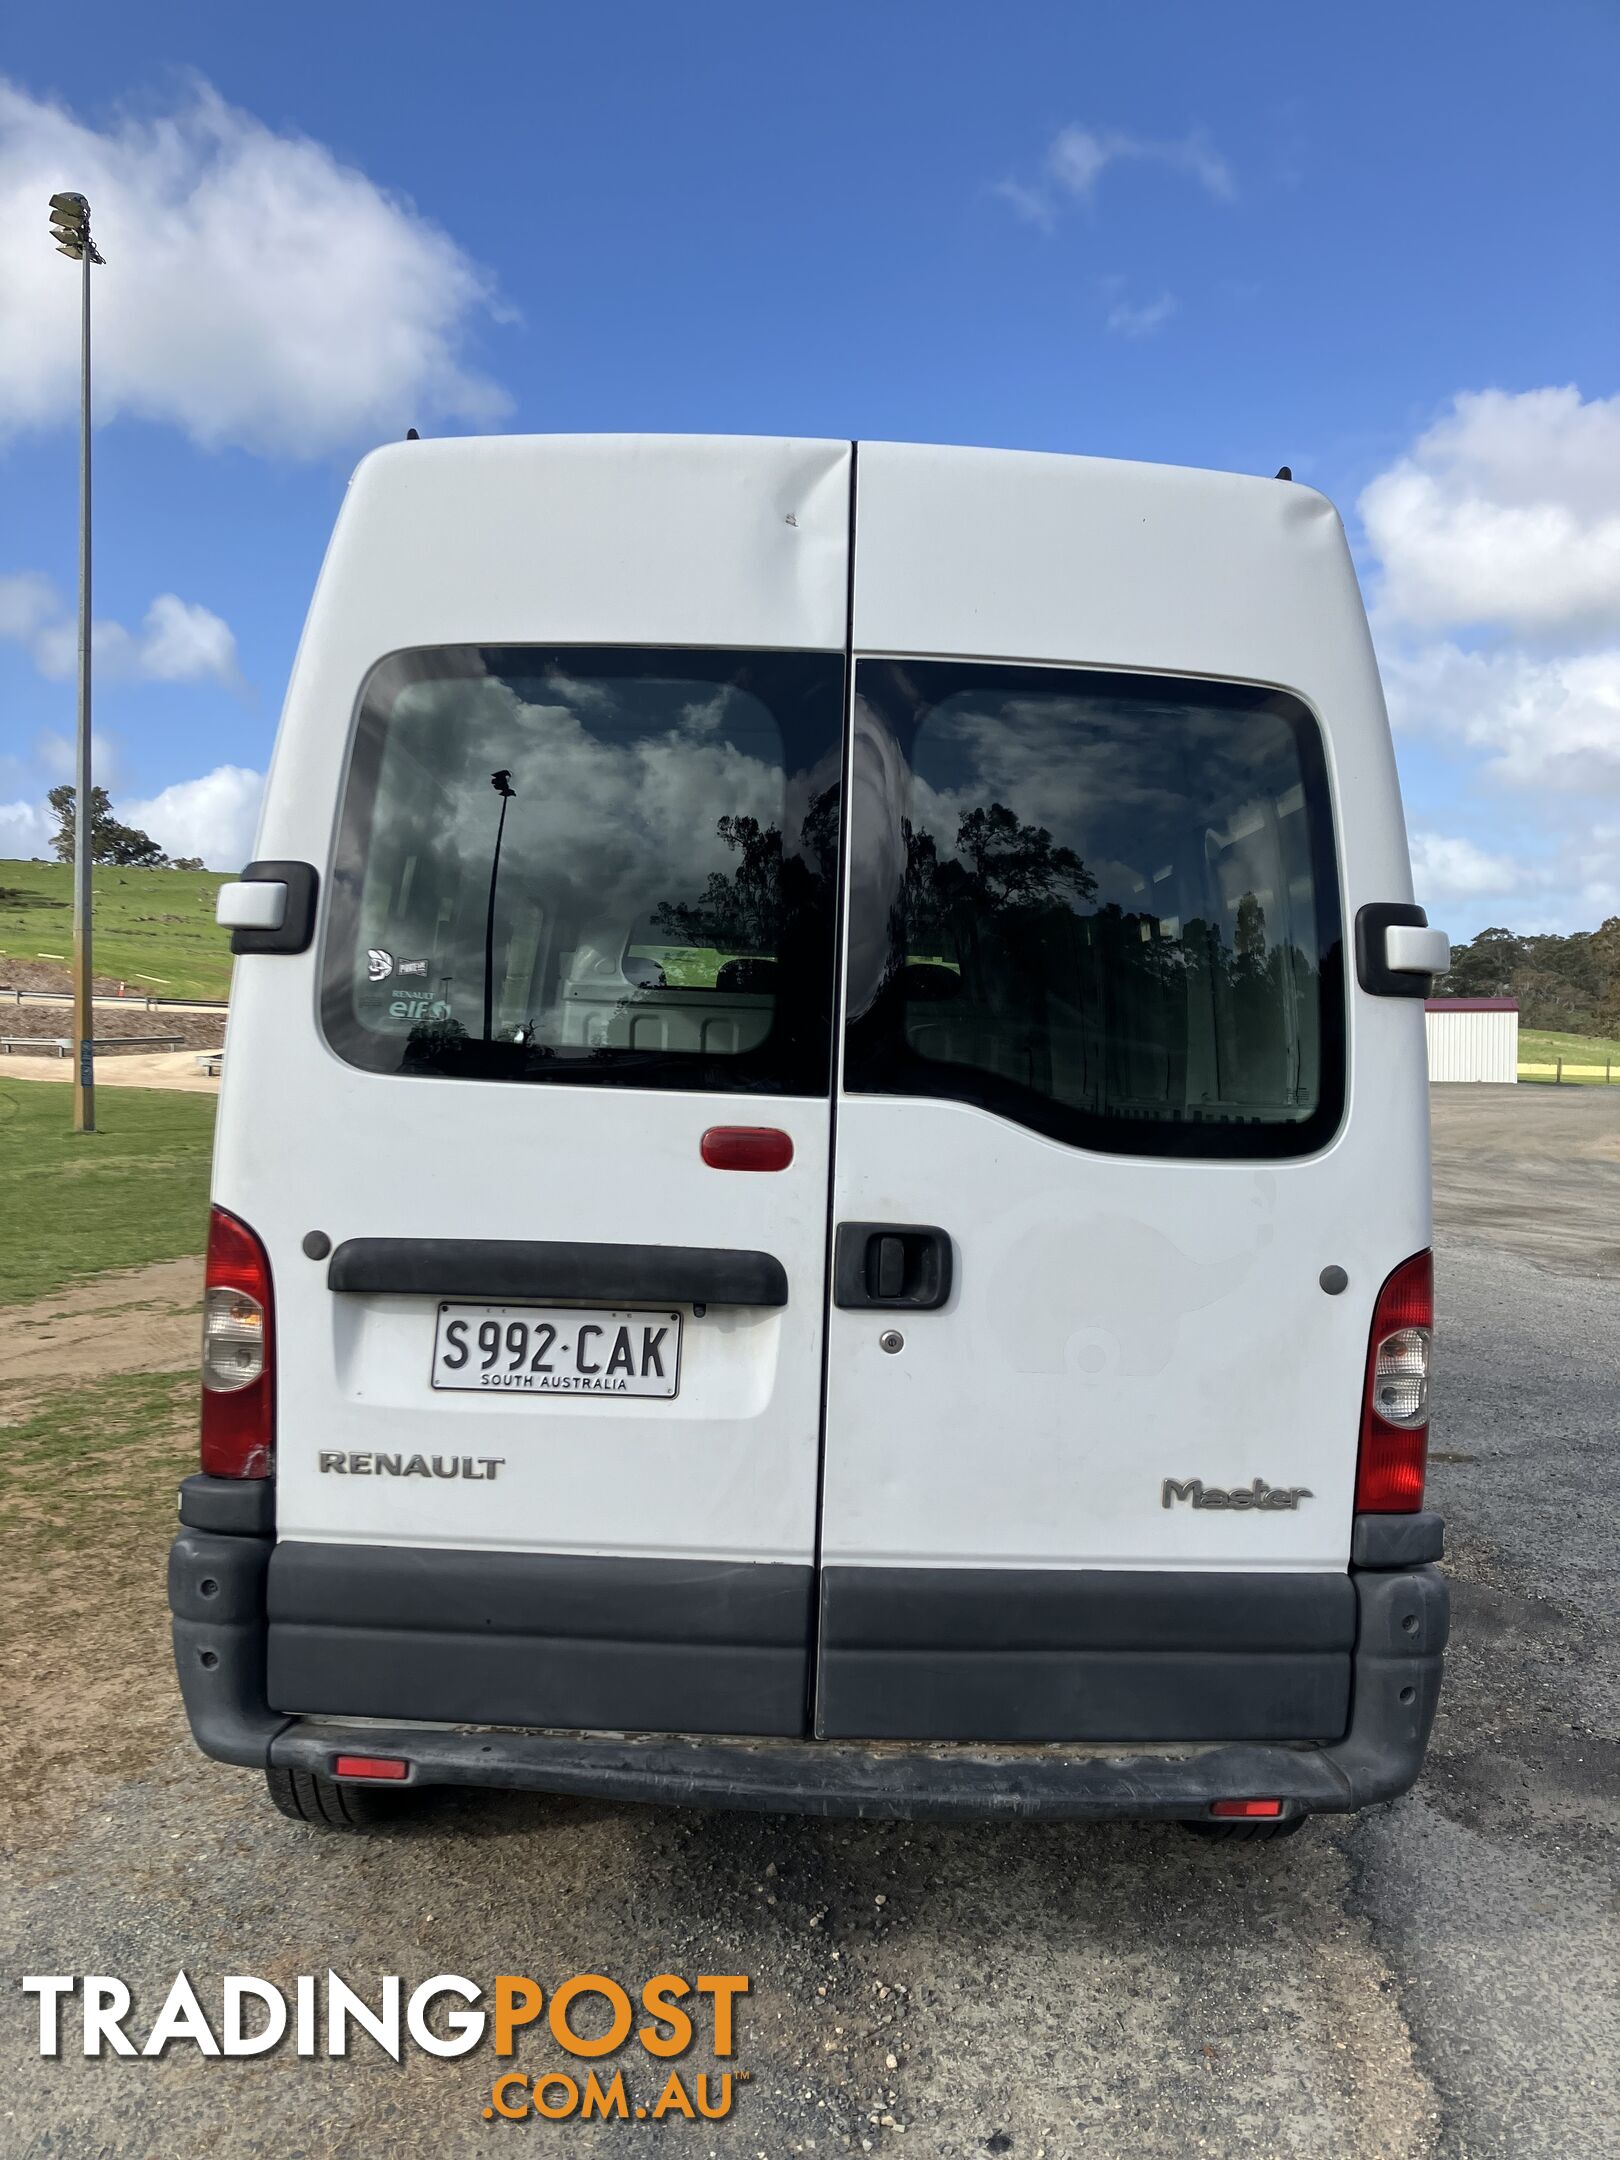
[0, 859, 232, 1002]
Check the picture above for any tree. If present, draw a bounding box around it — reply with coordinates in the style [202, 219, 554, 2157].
[1592, 917, 1620, 1037]
[1442, 926, 1521, 999]
[47, 784, 168, 868]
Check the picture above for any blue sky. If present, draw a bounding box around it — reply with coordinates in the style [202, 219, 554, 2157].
[2, 0, 1617, 937]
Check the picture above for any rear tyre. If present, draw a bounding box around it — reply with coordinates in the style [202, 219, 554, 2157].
[264, 1765, 408, 1832]
[1180, 1813, 1310, 1843]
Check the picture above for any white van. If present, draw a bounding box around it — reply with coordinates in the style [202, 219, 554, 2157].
[171, 435, 1451, 1838]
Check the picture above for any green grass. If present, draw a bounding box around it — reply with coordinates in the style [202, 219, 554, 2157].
[0, 857, 232, 999]
[1519, 1027, 1620, 1085]
[0, 1083, 216, 1305]
[2, 1369, 194, 1527]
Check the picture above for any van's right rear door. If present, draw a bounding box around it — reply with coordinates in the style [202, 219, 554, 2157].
[814, 441, 1431, 1744]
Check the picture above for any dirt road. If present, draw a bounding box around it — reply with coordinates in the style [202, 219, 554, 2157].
[0, 1087, 1615, 2157]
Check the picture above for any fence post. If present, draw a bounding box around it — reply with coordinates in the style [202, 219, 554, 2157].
[1555, 1058, 1562, 1085]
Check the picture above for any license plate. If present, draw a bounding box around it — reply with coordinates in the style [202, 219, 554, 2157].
[430, 1304, 681, 1398]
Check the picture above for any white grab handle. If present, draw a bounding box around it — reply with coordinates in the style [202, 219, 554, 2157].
[1385, 923, 1450, 975]
[216, 881, 287, 932]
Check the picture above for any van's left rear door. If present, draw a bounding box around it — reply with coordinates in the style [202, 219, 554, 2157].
[217, 436, 852, 1738]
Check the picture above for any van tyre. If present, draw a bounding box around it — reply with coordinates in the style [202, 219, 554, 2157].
[264, 1765, 406, 1831]
[1180, 1813, 1310, 1844]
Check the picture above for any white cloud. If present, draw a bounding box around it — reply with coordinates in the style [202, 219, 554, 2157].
[29, 727, 126, 792]
[999, 122, 1235, 230]
[129, 594, 239, 684]
[992, 177, 1057, 232]
[0, 570, 55, 639]
[0, 798, 52, 856]
[1381, 641, 1620, 795]
[1104, 291, 1177, 338]
[123, 764, 263, 868]
[1408, 831, 1530, 901]
[1360, 387, 1620, 634]
[0, 74, 509, 455]
[1360, 386, 1620, 933]
[1049, 124, 1235, 204]
[2, 572, 239, 685]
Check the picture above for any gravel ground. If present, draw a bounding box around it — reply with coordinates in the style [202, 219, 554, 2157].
[1, 1085, 1614, 2158]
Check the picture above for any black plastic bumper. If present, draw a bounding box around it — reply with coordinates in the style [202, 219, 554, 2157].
[169, 1521, 1448, 1821]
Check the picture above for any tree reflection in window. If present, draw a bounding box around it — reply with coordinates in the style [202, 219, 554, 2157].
[846, 660, 1343, 1159]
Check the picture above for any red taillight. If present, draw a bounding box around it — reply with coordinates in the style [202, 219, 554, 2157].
[1210, 1798, 1283, 1819]
[332, 1755, 409, 1781]
[1356, 1250, 1433, 1513]
[200, 1205, 274, 1479]
[700, 1126, 794, 1172]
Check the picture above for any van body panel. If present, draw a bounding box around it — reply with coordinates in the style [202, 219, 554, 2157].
[819, 444, 1431, 1596]
[820, 1094, 1400, 1572]
[182, 434, 1444, 1794]
[216, 438, 855, 1582]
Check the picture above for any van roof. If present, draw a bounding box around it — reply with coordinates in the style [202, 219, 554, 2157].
[305, 433, 1377, 717]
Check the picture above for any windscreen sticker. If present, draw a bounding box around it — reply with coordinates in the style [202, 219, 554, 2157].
[367, 948, 394, 982]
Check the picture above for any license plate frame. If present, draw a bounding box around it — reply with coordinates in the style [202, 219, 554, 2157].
[429, 1303, 682, 1400]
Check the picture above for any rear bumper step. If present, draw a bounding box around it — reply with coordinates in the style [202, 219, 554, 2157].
[169, 1528, 1447, 1819]
[260, 1707, 1425, 1820]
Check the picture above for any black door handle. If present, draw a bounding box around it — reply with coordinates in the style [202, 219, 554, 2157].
[833, 1223, 953, 1311]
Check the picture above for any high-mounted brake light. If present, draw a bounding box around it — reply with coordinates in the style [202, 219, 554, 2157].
[200, 1205, 274, 1479]
[701, 1126, 794, 1172]
[1356, 1250, 1432, 1512]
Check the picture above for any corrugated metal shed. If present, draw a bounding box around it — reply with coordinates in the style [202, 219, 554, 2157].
[1424, 998, 1519, 1083]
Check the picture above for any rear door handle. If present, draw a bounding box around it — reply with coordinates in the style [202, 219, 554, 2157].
[833, 1223, 953, 1311]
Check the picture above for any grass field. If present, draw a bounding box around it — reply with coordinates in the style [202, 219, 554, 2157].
[0, 1083, 216, 1304]
[1519, 1026, 1620, 1084]
[0, 857, 231, 1000]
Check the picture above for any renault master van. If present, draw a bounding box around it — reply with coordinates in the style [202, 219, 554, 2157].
[171, 436, 1451, 1836]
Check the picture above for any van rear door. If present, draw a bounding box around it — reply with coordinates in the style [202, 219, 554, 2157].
[815, 442, 1428, 1743]
[217, 437, 852, 1738]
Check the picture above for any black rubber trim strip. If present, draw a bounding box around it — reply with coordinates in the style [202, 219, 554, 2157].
[1352, 1510, 1445, 1566]
[178, 1472, 275, 1536]
[815, 1565, 1357, 1743]
[325, 1237, 788, 1308]
[168, 1529, 290, 1767]
[268, 1541, 813, 1641]
[229, 859, 319, 956]
[1355, 900, 1434, 998]
[820, 1565, 1356, 1650]
[257, 1566, 1448, 1819]
[177, 1547, 1447, 1815]
[264, 1543, 815, 1738]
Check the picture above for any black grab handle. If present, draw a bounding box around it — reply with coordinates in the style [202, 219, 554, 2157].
[327, 1238, 788, 1309]
[833, 1223, 953, 1311]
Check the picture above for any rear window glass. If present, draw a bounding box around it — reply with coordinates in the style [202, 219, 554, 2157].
[844, 661, 1345, 1159]
[322, 648, 844, 1094]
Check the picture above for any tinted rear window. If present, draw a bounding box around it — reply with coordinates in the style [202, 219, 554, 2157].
[844, 661, 1345, 1158]
[322, 647, 844, 1094]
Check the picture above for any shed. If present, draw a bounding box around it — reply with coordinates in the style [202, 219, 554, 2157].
[1424, 998, 1519, 1083]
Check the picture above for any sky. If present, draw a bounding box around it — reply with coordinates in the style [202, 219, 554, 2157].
[1, 0, 1616, 939]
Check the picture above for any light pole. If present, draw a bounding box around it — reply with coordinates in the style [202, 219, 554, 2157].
[48, 191, 104, 1134]
[483, 769, 516, 1042]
